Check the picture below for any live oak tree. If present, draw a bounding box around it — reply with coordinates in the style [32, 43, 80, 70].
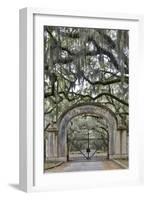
[44, 26, 129, 133]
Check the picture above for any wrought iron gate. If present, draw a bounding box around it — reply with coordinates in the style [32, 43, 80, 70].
[67, 131, 109, 161]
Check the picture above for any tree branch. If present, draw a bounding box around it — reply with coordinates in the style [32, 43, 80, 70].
[83, 75, 128, 85]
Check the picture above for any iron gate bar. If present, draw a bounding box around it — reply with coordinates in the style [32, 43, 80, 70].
[89, 149, 98, 159]
[72, 143, 90, 160]
[68, 131, 108, 160]
[87, 131, 90, 159]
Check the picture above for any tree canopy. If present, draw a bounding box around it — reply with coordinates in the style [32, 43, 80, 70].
[44, 26, 129, 130]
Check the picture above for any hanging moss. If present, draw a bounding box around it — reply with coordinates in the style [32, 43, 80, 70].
[44, 26, 129, 126]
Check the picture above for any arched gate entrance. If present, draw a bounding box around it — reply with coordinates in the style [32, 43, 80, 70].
[45, 103, 128, 162]
[57, 103, 118, 161]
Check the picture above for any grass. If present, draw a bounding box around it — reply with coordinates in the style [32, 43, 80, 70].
[115, 158, 129, 167]
[44, 160, 63, 170]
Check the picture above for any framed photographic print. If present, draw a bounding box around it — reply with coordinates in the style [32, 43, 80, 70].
[19, 8, 144, 192]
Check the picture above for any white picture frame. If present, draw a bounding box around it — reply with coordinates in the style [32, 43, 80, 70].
[19, 7, 144, 192]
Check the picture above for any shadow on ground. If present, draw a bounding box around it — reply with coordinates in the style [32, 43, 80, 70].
[8, 183, 20, 191]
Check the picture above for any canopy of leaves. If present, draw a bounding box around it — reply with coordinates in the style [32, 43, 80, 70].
[44, 26, 129, 130]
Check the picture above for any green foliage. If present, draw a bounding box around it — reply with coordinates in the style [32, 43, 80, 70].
[44, 26, 129, 129]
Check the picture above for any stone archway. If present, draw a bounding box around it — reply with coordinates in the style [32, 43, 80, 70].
[57, 103, 119, 161]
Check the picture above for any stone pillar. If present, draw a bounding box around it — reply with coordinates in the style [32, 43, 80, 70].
[44, 131, 49, 161]
[108, 123, 117, 159]
[52, 132, 58, 157]
[116, 126, 128, 158]
[58, 123, 67, 161]
[46, 127, 58, 161]
[127, 133, 129, 155]
[44, 137, 48, 162]
[122, 129, 127, 155]
[115, 130, 121, 157]
[49, 133, 53, 156]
